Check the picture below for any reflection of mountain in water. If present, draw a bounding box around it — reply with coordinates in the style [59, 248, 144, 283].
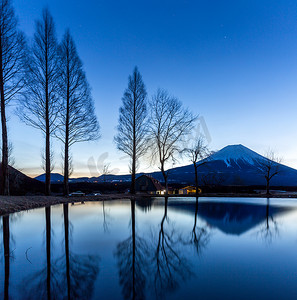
[152, 200, 293, 236]
[197, 202, 289, 235]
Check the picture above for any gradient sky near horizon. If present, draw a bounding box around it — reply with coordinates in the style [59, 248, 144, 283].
[8, 0, 297, 178]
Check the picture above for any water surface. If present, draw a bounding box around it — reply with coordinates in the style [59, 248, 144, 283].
[1, 197, 297, 299]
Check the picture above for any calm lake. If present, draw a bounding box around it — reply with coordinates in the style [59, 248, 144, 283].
[1, 197, 297, 299]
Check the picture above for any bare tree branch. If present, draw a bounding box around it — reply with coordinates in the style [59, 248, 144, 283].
[149, 89, 197, 194]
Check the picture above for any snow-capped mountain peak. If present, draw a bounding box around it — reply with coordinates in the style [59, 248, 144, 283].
[210, 144, 264, 167]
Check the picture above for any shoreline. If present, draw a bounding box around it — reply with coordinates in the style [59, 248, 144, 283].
[0, 194, 134, 216]
[1, 192, 297, 216]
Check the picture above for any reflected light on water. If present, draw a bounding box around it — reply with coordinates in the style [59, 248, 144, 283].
[1, 197, 297, 299]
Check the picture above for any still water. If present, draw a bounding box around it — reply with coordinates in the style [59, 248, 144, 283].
[1, 197, 297, 299]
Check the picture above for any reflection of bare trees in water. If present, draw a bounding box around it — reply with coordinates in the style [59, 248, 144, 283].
[102, 200, 112, 233]
[187, 197, 210, 256]
[21, 204, 100, 299]
[257, 198, 279, 245]
[115, 199, 149, 300]
[3, 216, 10, 300]
[46, 207, 52, 299]
[150, 197, 193, 298]
[0, 211, 24, 299]
[21, 207, 61, 299]
[115, 197, 203, 299]
[61, 203, 100, 299]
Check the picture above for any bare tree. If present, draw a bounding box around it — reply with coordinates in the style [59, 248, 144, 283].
[115, 67, 148, 194]
[183, 136, 210, 196]
[18, 8, 60, 195]
[257, 150, 282, 195]
[149, 89, 196, 194]
[0, 0, 26, 195]
[56, 30, 100, 195]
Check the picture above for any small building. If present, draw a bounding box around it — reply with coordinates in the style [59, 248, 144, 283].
[179, 186, 201, 195]
[167, 186, 179, 195]
[135, 175, 165, 195]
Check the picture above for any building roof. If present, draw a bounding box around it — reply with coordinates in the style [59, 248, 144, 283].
[136, 175, 165, 191]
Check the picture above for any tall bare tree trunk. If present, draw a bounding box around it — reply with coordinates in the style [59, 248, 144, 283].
[131, 93, 136, 194]
[266, 178, 270, 195]
[194, 162, 198, 197]
[131, 159, 136, 194]
[45, 42, 51, 196]
[64, 133, 69, 196]
[45, 123, 51, 196]
[63, 67, 70, 196]
[161, 165, 168, 195]
[0, 28, 9, 195]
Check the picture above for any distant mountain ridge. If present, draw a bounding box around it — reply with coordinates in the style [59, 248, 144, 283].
[35, 144, 297, 187]
[35, 173, 64, 183]
[159, 144, 297, 186]
[1, 164, 44, 195]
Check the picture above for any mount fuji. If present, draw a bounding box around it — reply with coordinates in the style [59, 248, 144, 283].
[147, 144, 297, 187]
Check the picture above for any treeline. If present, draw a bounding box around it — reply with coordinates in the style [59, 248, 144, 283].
[1, 0, 205, 197]
[0, 1, 281, 198]
[115, 67, 204, 195]
[0, 2, 99, 195]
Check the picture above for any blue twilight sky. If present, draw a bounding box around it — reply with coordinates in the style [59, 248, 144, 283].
[8, 0, 297, 177]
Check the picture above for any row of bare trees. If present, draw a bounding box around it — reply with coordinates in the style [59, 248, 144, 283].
[115, 197, 210, 299]
[115, 66, 282, 195]
[115, 67, 197, 195]
[0, 1, 283, 197]
[0, 2, 100, 195]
